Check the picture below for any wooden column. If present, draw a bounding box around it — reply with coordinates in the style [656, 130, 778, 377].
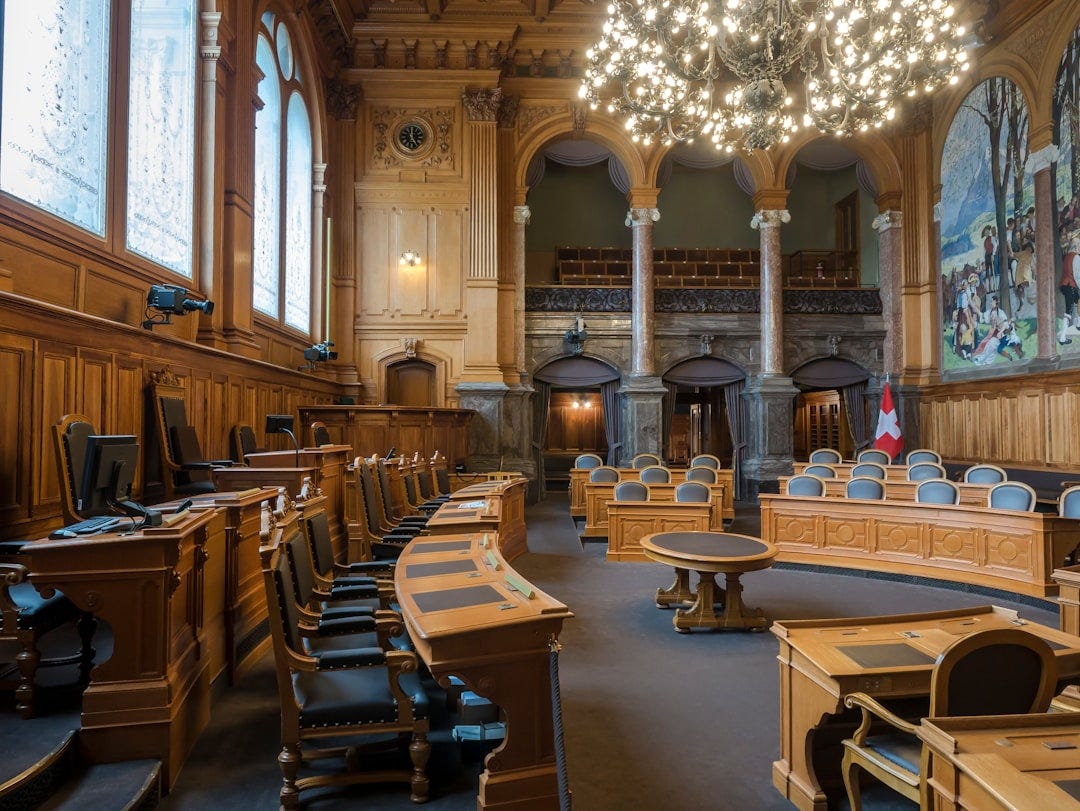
[873, 210, 904, 377]
[751, 208, 790, 376]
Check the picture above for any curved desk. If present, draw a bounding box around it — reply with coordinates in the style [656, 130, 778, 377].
[640, 531, 777, 632]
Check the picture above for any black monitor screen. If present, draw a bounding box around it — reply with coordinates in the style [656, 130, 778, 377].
[265, 414, 295, 434]
[78, 435, 139, 516]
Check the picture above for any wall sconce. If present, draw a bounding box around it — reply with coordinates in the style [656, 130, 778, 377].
[399, 250, 421, 267]
[564, 314, 587, 356]
[571, 397, 593, 409]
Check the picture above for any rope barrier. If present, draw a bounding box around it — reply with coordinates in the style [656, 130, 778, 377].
[549, 636, 572, 810]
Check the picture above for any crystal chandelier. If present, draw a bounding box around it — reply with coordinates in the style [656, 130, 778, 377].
[580, 0, 971, 152]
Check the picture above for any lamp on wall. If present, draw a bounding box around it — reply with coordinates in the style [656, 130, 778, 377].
[399, 250, 421, 267]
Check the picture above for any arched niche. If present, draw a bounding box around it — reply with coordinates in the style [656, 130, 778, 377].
[789, 357, 873, 461]
[373, 346, 450, 407]
[660, 356, 747, 466]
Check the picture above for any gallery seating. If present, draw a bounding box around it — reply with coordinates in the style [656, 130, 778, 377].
[809, 448, 843, 464]
[964, 463, 1007, 484]
[590, 466, 619, 484]
[840, 628, 1056, 810]
[845, 476, 884, 500]
[689, 453, 722, 469]
[675, 481, 710, 503]
[989, 481, 1038, 512]
[850, 461, 886, 479]
[639, 465, 671, 484]
[905, 448, 942, 464]
[857, 449, 891, 465]
[631, 453, 662, 469]
[574, 453, 604, 469]
[914, 478, 960, 505]
[686, 466, 718, 484]
[907, 461, 946, 481]
[614, 481, 648, 501]
[803, 464, 836, 479]
[786, 475, 825, 497]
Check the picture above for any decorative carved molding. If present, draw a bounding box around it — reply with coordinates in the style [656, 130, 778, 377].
[750, 210, 791, 229]
[149, 366, 180, 385]
[517, 105, 563, 136]
[625, 208, 661, 227]
[524, 287, 883, 314]
[827, 335, 842, 356]
[872, 211, 903, 232]
[462, 88, 502, 122]
[199, 11, 221, 61]
[513, 205, 532, 225]
[893, 96, 933, 137]
[497, 94, 519, 129]
[1003, 5, 1063, 70]
[325, 78, 361, 121]
[699, 334, 714, 356]
[571, 102, 587, 137]
[933, 202, 942, 223]
[1030, 144, 1060, 174]
[371, 107, 454, 170]
[404, 337, 419, 358]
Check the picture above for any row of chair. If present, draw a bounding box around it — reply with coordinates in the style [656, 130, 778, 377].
[574, 452, 723, 470]
[607, 480, 712, 503]
[587, 465, 721, 486]
[809, 448, 942, 465]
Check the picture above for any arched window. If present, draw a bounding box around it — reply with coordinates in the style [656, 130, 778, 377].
[254, 13, 313, 334]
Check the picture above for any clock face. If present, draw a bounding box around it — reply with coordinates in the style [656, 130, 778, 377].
[398, 123, 426, 152]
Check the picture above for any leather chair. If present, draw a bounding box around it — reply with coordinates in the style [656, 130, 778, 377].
[150, 374, 233, 499]
[851, 462, 887, 480]
[845, 476, 885, 500]
[1061, 484, 1080, 519]
[675, 481, 710, 503]
[686, 466, 717, 484]
[230, 424, 265, 463]
[905, 448, 942, 465]
[841, 628, 1056, 810]
[52, 413, 96, 524]
[355, 460, 422, 559]
[631, 453, 662, 469]
[988, 481, 1037, 512]
[803, 464, 836, 479]
[907, 462, 946, 481]
[689, 453, 721, 470]
[857, 449, 892, 465]
[589, 466, 619, 484]
[639, 465, 671, 484]
[300, 493, 395, 583]
[614, 481, 648, 501]
[964, 463, 1007, 484]
[786, 475, 825, 497]
[915, 478, 960, 505]
[310, 421, 331, 447]
[574, 453, 604, 469]
[260, 508, 430, 807]
[809, 448, 843, 464]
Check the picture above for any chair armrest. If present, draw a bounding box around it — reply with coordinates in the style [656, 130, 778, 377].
[210, 460, 235, 467]
[327, 582, 380, 600]
[1, 563, 30, 615]
[336, 561, 395, 577]
[315, 645, 387, 670]
[0, 540, 31, 557]
[180, 462, 214, 471]
[843, 692, 919, 744]
[313, 614, 377, 637]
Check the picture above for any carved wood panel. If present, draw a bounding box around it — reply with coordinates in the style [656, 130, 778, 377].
[823, 516, 868, 551]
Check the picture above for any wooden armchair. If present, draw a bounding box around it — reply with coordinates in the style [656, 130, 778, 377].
[841, 628, 1057, 810]
[149, 373, 232, 499]
[52, 413, 96, 524]
[310, 421, 332, 447]
[230, 424, 266, 463]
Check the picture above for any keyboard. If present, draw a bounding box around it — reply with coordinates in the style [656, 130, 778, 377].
[50, 516, 121, 538]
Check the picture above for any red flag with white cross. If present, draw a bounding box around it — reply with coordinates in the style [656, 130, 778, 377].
[873, 381, 903, 461]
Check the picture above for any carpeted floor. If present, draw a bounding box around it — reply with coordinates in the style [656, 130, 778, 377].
[161, 496, 1060, 810]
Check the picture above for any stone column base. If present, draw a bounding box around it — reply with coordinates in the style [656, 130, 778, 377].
[619, 375, 667, 467]
[742, 375, 798, 501]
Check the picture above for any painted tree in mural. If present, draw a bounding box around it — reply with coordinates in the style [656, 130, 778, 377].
[1056, 33, 1080, 197]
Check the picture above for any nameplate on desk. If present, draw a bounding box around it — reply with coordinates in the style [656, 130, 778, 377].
[485, 550, 500, 570]
[503, 572, 534, 599]
[161, 509, 190, 527]
[481, 533, 490, 548]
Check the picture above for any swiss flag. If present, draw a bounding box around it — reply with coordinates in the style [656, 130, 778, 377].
[873, 381, 904, 461]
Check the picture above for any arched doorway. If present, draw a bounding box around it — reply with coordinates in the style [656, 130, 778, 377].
[386, 359, 437, 407]
[789, 357, 873, 460]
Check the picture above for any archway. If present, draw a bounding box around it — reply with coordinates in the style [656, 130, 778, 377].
[386, 359, 437, 407]
[661, 356, 746, 465]
[789, 357, 873, 460]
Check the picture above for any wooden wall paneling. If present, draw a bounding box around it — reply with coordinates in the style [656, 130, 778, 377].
[77, 349, 114, 432]
[211, 375, 231, 461]
[1048, 387, 1080, 466]
[359, 207, 391, 317]
[0, 334, 32, 523]
[34, 342, 77, 522]
[190, 372, 213, 458]
[115, 357, 147, 493]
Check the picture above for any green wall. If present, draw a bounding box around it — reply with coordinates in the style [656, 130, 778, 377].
[654, 163, 758, 248]
[525, 161, 630, 252]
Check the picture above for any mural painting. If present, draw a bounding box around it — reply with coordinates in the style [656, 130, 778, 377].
[939, 77, 1036, 371]
[1054, 23, 1080, 352]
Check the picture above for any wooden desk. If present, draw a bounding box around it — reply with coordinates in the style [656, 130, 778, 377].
[244, 446, 351, 561]
[394, 533, 573, 810]
[583, 481, 730, 538]
[640, 531, 777, 632]
[759, 493, 1080, 598]
[211, 465, 317, 499]
[425, 477, 528, 561]
[794, 462, 914, 480]
[1056, 565, 1080, 636]
[778, 475, 995, 506]
[920, 713, 1080, 810]
[570, 467, 734, 519]
[27, 510, 220, 789]
[449, 471, 525, 492]
[770, 606, 1080, 811]
[606, 500, 711, 562]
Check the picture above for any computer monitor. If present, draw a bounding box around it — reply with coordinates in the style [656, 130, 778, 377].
[78, 435, 139, 517]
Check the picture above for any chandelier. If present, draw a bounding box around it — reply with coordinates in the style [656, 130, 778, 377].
[579, 0, 971, 152]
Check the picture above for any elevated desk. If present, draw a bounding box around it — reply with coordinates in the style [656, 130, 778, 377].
[759, 493, 1080, 598]
[920, 713, 1080, 810]
[394, 533, 573, 810]
[449, 471, 525, 493]
[27, 510, 220, 789]
[426, 477, 528, 561]
[582, 481, 730, 538]
[570, 466, 734, 519]
[778, 475, 995, 506]
[770, 606, 1080, 811]
[211, 465, 317, 500]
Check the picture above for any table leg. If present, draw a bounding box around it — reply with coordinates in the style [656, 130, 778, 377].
[672, 571, 768, 633]
[673, 572, 720, 632]
[720, 572, 768, 631]
[655, 567, 694, 607]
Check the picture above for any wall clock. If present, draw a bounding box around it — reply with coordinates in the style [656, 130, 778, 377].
[393, 118, 433, 158]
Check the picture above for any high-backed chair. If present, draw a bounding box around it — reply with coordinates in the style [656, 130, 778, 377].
[52, 413, 96, 524]
[675, 481, 710, 503]
[150, 374, 233, 499]
[259, 508, 430, 807]
[689, 453, 721, 470]
[988, 481, 1037, 512]
[905, 448, 942, 465]
[230, 424, 265, 463]
[786, 475, 825, 497]
[964, 463, 1007, 484]
[857, 448, 892, 465]
[614, 481, 648, 501]
[850, 462, 887, 480]
[845, 476, 885, 500]
[841, 628, 1056, 810]
[589, 466, 620, 484]
[809, 448, 843, 464]
[310, 421, 332, 447]
[803, 464, 836, 479]
[631, 453, 662, 469]
[1062, 484, 1080, 519]
[639, 465, 671, 484]
[915, 478, 960, 505]
[356, 461, 420, 559]
[686, 466, 718, 484]
[907, 461, 946, 481]
[574, 453, 604, 469]
[301, 491, 395, 582]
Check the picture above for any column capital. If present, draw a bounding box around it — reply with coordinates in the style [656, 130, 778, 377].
[625, 208, 660, 227]
[461, 87, 503, 122]
[872, 210, 903, 233]
[513, 205, 531, 225]
[750, 209, 790, 230]
[200, 11, 221, 61]
[1030, 144, 1060, 174]
[312, 162, 327, 193]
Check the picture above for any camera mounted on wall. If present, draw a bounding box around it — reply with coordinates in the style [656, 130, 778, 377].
[300, 339, 337, 372]
[142, 284, 215, 330]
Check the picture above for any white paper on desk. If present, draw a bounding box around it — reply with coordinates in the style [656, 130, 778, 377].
[457, 500, 486, 509]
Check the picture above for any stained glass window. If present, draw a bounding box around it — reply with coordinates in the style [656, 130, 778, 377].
[126, 0, 197, 276]
[1, 1, 111, 235]
[253, 34, 281, 317]
[285, 96, 312, 331]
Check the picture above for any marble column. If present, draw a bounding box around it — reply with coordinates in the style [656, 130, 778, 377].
[751, 209, 790, 375]
[196, 12, 222, 344]
[619, 206, 666, 464]
[1031, 144, 1060, 363]
[872, 210, 904, 377]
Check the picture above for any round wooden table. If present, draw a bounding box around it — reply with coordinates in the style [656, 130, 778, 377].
[639, 531, 778, 633]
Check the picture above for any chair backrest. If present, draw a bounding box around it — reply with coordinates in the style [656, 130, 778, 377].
[52, 414, 96, 524]
[988, 481, 1037, 512]
[907, 461, 946, 481]
[150, 374, 216, 498]
[809, 448, 843, 464]
[803, 464, 836, 479]
[631, 453, 662, 469]
[1061, 485, 1080, 519]
[311, 421, 331, 447]
[589, 466, 619, 483]
[574, 453, 604, 470]
[359, 461, 387, 536]
[930, 628, 1057, 717]
[857, 448, 892, 465]
[915, 478, 960, 505]
[689, 454, 721, 470]
[906, 448, 942, 465]
[639, 465, 671, 484]
[964, 463, 1007, 484]
[614, 481, 648, 501]
[850, 462, 887, 479]
[416, 459, 435, 499]
[402, 462, 421, 507]
[786, 475, 825, 497]
[301, 506, 337, 578]
[230, 424, 261, 463]
[434, 462, 450, 495]
[675, 481, 710, 503]
[845, 476, 885, 500]
[686, 466, 718, 484]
